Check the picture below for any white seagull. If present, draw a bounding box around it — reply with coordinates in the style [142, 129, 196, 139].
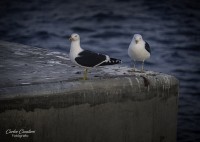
[69, 33, 122, 80]
[128, 34, 151, 72]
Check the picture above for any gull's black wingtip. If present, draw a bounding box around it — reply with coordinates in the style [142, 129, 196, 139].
[100, 58, 122, 66]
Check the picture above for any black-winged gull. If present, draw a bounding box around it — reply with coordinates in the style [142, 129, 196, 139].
[128, 34, 151, 72]
[69, 33, 122, 80]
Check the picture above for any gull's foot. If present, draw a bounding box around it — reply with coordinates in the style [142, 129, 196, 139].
[83, 76, 88, 80]
[75, 77, 87, 81]
[140, 70, 145, 73]
[128, 68, 136, 72]
[131, 69, 136, 72]
[128, 70, 135, 73]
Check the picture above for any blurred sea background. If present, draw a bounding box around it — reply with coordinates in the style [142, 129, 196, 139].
[0, 0, 199, 141]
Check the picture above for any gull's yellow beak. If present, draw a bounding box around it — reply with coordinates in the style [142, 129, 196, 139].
[135, 40, 139, 44]
[69, 37, 73, 41]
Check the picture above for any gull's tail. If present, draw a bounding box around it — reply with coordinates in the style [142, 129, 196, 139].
[100, 57, 122, 66]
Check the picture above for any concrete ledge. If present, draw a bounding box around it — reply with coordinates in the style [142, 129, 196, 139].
[0, 41, 179, 142]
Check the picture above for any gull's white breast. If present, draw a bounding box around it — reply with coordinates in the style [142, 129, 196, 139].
[128, 42, 150, 61]
[69, 43, 83, 66]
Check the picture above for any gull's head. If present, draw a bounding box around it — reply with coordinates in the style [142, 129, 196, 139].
[133, 34, 142, 44]
[69, 33, 80, 41]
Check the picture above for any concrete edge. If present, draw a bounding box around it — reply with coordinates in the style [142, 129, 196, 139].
[0, 75, 179, 112]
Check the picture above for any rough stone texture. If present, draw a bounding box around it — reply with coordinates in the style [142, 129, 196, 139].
[0, 41, 179, 142]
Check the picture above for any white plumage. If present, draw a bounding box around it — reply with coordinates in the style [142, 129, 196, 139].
[128, 34, 151, 72]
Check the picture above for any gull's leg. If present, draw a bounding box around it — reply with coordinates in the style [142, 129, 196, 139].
[141, 60, 144, 72]
[132, 60, 136, 71]
[83, 68, 88, 80]
[85, 68, 88, 80]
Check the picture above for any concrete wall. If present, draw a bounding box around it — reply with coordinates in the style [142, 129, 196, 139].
[0, 41, 179, 142]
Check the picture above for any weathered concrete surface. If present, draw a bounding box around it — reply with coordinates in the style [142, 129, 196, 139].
[0, 41, 179, 142]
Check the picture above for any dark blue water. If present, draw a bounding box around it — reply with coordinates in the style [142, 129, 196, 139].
[0, 0, 200, 141]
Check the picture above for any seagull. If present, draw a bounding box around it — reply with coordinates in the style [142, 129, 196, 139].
[128, 34, 151, 72]
[69, 33, 122, 80]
